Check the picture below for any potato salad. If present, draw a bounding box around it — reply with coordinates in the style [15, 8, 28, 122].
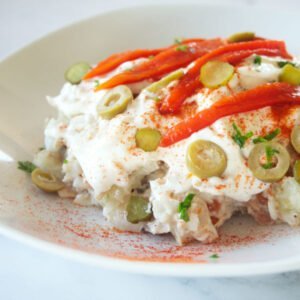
[18, 32, 300, 245]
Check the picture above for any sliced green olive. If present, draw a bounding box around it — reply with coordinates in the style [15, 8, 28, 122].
[135, 128, 161, 152]
[98, 85, 133, 119]
[146, 69, 184, 93]
[126, 196, 152, 224]
[31, 168, 64, 192]
[186, 140, 227, 179]
[227, 32, 255, 43]
[293, 160, 300, 183]
[291, 125, 300, 153]
[200, 61, 234, 88]
[279, 64, 300, 86]
[64, 62, 91, 84]
[248, 142, 290, 182]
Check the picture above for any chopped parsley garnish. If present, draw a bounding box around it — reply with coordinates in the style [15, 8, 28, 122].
[209, 253, 219, 259]
[253, 128, 281, 144]
[254, 55, 262, 65]
[176, 44, 188, 52]
[178, 193, 195, 222]
[63, 159, 68, 164]
[262, 145, 279, 169]
[174, 38, 188, 52]
[253, 137, 267, 144]
[174, 37, 183, 45]
[38, 147, 45, 151]
[232, 123, 253, 148]
[94, 80, 100, 87]
[277, 61, 296, 68]
[18, 161, 37, 174]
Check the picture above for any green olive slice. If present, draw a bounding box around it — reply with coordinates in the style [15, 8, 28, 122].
[64, 62, 91, 84]
[293, 160, 300, 184]
[126, 196, 152, 224]
[279, 64, 300, 86]
[227, 32, 255, 43]
[291, 125, 300, 153]
[200, 61, 234, 88]
[248, 142, 290, 182]
[186, 140, 227, 179]
[31, 168, 64, 193]
[135, 128, 161, 152]
[98, 85, 133, 119]
[146, 69, 184, 93]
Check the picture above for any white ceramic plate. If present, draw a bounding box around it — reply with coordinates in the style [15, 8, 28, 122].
[1, 4, 300, 277]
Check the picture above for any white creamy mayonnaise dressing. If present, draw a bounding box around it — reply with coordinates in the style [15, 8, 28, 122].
[42, 54, 300, 241]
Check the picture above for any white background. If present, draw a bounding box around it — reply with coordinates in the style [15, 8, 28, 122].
[1, 0, 300, 299]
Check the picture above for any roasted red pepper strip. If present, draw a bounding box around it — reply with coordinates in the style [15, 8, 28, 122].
[218, 48, 282, 65]
[159, 40, 291, 114]
[160, 83, 300, 147]
[84, 49, 165, 79]
[84, 39, 207, 79]
[95, 39, 224, 90]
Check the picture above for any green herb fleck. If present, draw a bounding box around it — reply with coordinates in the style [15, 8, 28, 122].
[38, 147, 45, 151]
[148, 55, 155, 60]
[176, 45, 188, 52]
[262, 145, 279, 169]
[18, 161, 37, 174]
[174, 37, 188, 52]
[254, 56, 262, 65]
[174, 37, 183, 45]
[63, 159, 68, 164]
[253, 136, 267, 144]
[94, 80, 100, 87]
[210, 253, 219, 259]
[178, 193, 195, 222]
[253, 128, 281, 144]
[278, 61, 296, 68]
[232, 123, 253, 148]
[262, 162, 273, 169]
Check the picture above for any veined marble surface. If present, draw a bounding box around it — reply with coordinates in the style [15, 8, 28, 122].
[1, 0, 300, 299]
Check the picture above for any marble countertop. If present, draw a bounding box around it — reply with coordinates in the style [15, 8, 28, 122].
[1, 0, 300, 299]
